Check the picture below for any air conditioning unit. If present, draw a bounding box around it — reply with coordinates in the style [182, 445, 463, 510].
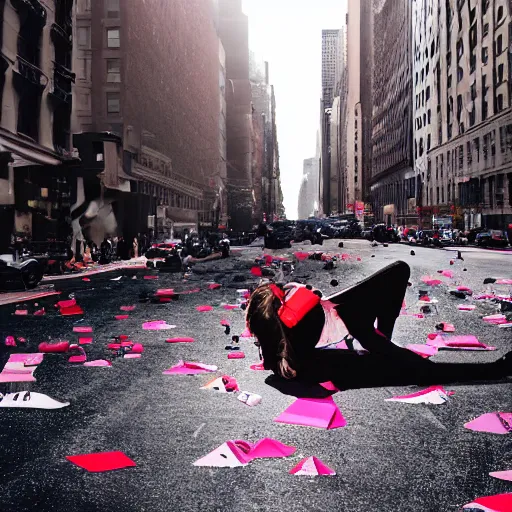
[147, 215, 155, 229]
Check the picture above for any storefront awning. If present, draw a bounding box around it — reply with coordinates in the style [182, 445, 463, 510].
[0, 133, 62, 167]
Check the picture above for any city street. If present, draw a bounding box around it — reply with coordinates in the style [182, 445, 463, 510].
[0, 240, 511, 512]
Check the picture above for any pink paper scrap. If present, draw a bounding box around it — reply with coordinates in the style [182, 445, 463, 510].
[458, 304, 476, 311]
[289, 456, 336, 476]
[222, 304, 239, 310]
[73, 326, 93, 333]
[228, 352, 245, 359]
[68, 355, 87, 364]
[166, 337, 195, 343]
[462, 493, 512, 511]
[120, 306, 136, 311]
[79, 337, 93, 345]
[8, 353, 44, 366]
[144, 275, 158, 280]
[250, 362, 266, 371]
[483, 314, 509, 325]
[0, 363, 37, 383]
[464, 412, 512, 435]
[274, 396, 346, 430]
[196, 305, 213, 312]
[163, 360, 217, 375]
[83, 360, 111, 367]
[496, 279, 512, 285]
[240, 328, 252, 338]
[385, 386, 453, 405]
[405, 344, 438, 358]
[115, 315, 129, 320]
[427, 335, 495, 351]
[220, 319, 230, 326]
[421, 276, 443, 286]
[124, 354, 141, 359]
[489, 470, 512, 482]
[142, 320, 176, 330]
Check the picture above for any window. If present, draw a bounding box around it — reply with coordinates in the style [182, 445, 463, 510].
[440, 154, 444, 178]
[428, 109, 431, 124]
[448, 75, 452, 88]
[459, 145, 464, 170]
[78, 92, 91, 110]
[457, 66, 463, 82]
[498, 63, 504, 83]
[474, 137, 480, 162]
[436, 187, 440, 204]
[457, 39, 464, 59]
[78, 58, 91, 81]
[107, 92, 120, 113]
[107, 59, 121, 82]
[107, 0, 120, 17]
[426, 86, 431, 100]
[107, 29, 120, 48]
[482, 46, 488, 64]
[442, 186, 445, 203]
[78, 27, 90, 48]
[467, 141, 473, 166]
[436, 156, 439, 180]
[500, 126, 507, 153]
[497, 34, 503, 54]
[497, 94, 504, 111]
[78, 0, 91, 13]
[448, 181, 451, 202]
[427, 134, 431, 151]
[497, 6, 504, 22]
[483, 23, 489, 37]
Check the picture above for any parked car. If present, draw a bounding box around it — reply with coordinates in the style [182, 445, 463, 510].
[476, 230, 509, 248]
[417, 230, 434, 246]
[371, 224, 400, 243]
[467, 227, 487, 244]
[0, 254, 44, 291]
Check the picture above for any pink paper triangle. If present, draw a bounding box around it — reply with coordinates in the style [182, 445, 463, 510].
[166, 337, 195, 343]
[196, 305, 213, 312]
[73, 326, 93, 333]
[464, 412, 512, 435]
[228, 351, 245, 359]
[289, 456, 336, 476]
[79, 337, 93, 345]
[66, 451, 136, 472]
[193, 440, 252, 467]
[163, 360, 217, 375]
[247, 438, 296, 460]
[83, 360, 111, 367]
[406, 344, 438, 357]
[462, 493, 512, 511]
[489, 470, 512, 482]
[274, 396, 346, 429]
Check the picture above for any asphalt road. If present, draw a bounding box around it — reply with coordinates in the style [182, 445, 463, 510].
[0, 240, 511, 512]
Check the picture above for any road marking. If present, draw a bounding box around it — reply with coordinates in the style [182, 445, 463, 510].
[193, 422, 206, 438]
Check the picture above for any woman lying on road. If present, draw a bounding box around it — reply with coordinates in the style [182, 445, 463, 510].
[246, 261, 512, 390]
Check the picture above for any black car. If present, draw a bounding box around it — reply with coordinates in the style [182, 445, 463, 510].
[0, 256, 44, 291]
[476, 230, 509, 248]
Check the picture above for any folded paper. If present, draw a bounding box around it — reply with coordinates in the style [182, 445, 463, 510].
[289, 456, 336, 476]
[201, 376, 239, 393]
[79, 337, 93, 345]
[464, 412, 512, 435]
[66, 451, 136, 472]
[142, 320, 176, 330]
[163, 360, 217, 375]
[120, 306, 136, 311]
[38, 341, 70, 353]
[73, 326, 93, 333]
[0, 391, 69, 409]
[427, 335, 495, 351]
[228, 352, 245, 359]
[489, 470, 512, 482]
[274, 396, 346, 429]
[196, 305, 213, 312]
[385, 386, 453, 405]
[166, 337, 194, 343]
[83, 360, 111, 367]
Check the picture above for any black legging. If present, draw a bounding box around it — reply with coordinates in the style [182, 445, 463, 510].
[295, 261, 510, 391]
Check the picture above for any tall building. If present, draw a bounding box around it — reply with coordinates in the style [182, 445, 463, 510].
[345, 0, 373, 216]
[0, 0, 76, 251]
[319, 29, 341, 216]
[413, 0, 512, 230]
[70, 0, 222, 244]
[298, 157, 320, 219]
[218, 0, 253, 231]
[370, 0, 414, 225]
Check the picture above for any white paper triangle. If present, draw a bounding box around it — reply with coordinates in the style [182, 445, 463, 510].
[386, 389, 448, 405]
[0, 391, 69, 409]
[193, 442, 247, 467]
[200, 377, 227, 393]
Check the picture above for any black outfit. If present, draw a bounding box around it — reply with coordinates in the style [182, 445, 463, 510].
[285, 261, 509, 391]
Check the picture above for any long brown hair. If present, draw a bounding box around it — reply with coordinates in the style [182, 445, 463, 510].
[246, 283, 297, 379]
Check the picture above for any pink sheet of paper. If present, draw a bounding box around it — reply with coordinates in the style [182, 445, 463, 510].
[220, 319, 230, 326]
[115, 315, 129, 320]
[457, 286, 473, 293]
[483, 314, 509, 325]
[274, 396, 346, 429]
[179, 288, 201, 295]
[8, 353, 44, 366]
[464, 412, 512, 434]
[406, 344, 438, 357]
[462, 493, 512, 511]
[439, 270, 454, 278]
[496, 279, 512, 285]
[320, 381, 339, 392]
[247, 438, 296, 460]
[130, 343, 144, 353]
[155, 289, 174, 296]
[240, 328, 252, 338]
[79, 337, 93, 345]
[458, 304, 476, 311]
[73, 326, 93, 333]
[166, 337, 195, 343]
[124, 354, 141, 359]
[228, 352, 245, 359]
[290, 456, 336, 476]
[60, 305, 84, 316]
[56, 299, 76, 308]
[144, 275, 158, 280]
[193, 440, 252, 467]
[120, 306, 136, 311]
[163, 360, 218, 375]
[208, 283, 222, 290]
[438, 323, 455, 332]
[0, 362, 37, 382]
[427, 335, 495, 350]
[489, 470, 512, 482]
[386, 386, 453, 404]
[142, 320, 176, 330]
[251, 267, 263, 277]
[83, 360, 111, 367]
[196, 305, 213, 312]
[250, 362, 266, 371]
[222, 304, 239, 310]
[66, 451, 136, 472]
[69, 355, 87, 363]
[294, 252, 310, 261]
[421, 276, 443, 286]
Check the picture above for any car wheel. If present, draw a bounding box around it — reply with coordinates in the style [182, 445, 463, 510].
[22, 264, 43, 289]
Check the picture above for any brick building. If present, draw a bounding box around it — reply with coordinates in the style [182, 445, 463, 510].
[71, 0, 222, 243]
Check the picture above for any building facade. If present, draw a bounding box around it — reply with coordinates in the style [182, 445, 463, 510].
[319, 29, 341, 216]
[298, 156, 320, 219]
[413, 0, 512, 230]
[370, 0, 415, 225]
[344, 0, 373, 216]
[0, 0, 76, 251]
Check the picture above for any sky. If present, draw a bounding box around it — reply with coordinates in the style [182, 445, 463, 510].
[242, 0, 346, 219]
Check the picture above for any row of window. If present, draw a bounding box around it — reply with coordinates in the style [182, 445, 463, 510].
[77, 28, 120, 49]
